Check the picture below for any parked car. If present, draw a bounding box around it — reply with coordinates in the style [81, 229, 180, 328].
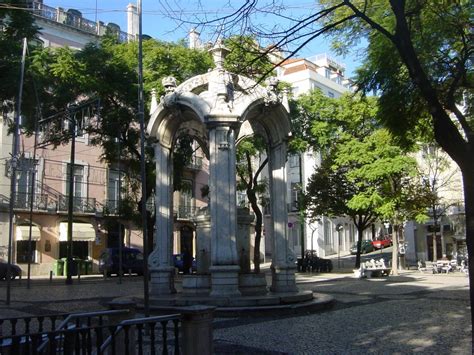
[0, 260, 22, 280]
[173, 253, 197, 273]
[99, 247, 144, 276]
[372, 237, 392, 249]
[350, 240, 375, 255]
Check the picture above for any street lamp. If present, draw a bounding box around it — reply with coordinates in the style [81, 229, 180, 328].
[336, 224, 343, 269]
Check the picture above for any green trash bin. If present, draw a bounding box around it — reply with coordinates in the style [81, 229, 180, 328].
[77, 259, 87, 276]
[53, 259, 64, 276]
[84, 260, 92, 275]
[62, 257, 78, 276]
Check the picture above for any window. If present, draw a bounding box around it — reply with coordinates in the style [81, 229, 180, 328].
[59, 241, 88, 259]
[66, 164, 84, 197]
[289, 154, 300, 168]
[328, 91, 335, 98]
[290, 183, 301, 211]
[237, 191, 247, 207]
[16, 240, 37, 263]
[325, 68, 331, 78]
[16, 158, 37, 208]
[178, 180, 193, 217]
[107, 169, 123, 212]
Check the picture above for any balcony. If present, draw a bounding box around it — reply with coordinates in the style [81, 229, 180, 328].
[174, 206, 198, 220]
[13, 193, 52, 212]
[102, 199, 123, 216]
[57, 195, 97, 214]
[31, 1, 133, 43]
[186, 156, 203, 171]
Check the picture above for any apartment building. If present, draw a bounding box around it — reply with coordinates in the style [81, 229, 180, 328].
[272, 54, 367, 260]
[0, 1, 141, 275]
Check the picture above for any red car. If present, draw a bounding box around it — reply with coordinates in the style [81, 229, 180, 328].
[372, 237, 392, 249]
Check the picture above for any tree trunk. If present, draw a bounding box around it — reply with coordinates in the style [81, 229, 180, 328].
[391, 224, 399, 276]
[355, 225, 364, 269]
[461, 167, 474, 351]
[248, 188, 263, 273]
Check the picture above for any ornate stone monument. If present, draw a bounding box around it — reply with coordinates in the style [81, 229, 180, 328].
[147, 40, 297, 299]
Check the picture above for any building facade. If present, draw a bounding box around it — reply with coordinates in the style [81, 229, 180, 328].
[0, 1, 141, 275]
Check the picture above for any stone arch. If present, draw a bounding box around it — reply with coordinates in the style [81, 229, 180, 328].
[146, 42, 295, 297]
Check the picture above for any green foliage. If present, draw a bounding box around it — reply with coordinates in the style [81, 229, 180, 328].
[320, 0, 473, 147]
[223, 36, 274, 80]
[173, 136, 195, 191]
[0, 0, 39, 117]
[28, 37, 213, 224]
[290, 90, 379, 155]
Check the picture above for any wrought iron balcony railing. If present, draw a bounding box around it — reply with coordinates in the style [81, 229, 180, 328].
[186, 156, 203, 170]
[57, 195, 97, 214]
[13, 193, 52, 212]
[174, 206, 198, 220]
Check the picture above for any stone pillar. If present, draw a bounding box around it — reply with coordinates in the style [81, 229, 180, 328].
[149, 143, 176, 295]
[180, 305, 215, 355]
[208, 125, 240, 296]
[194, 211, 211, 274]
[237, 207, 254, 273]
[269, 142, 297, 293]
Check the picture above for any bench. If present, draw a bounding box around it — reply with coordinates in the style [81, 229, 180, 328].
[355, 259, 391, 279]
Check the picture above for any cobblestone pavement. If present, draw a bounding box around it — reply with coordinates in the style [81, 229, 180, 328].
[0, 270, 470, 354]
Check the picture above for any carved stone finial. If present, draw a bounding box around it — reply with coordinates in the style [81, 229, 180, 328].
[208, 39, 230, 70]
[150, 88, 158, 114]
[162, 76, 177, 94]
[160, 77, 179, 108]
[264, 76, 281, 107]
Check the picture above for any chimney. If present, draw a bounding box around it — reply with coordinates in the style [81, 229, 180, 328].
[127, 3, 138, 40]
[189, 28, 201, 49]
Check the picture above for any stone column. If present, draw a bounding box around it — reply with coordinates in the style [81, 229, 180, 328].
[180, 305, 216, 355]
[237, 207, 254, 273]
[269, 142, 297, 293]
[208, 125, 240, 296]
[194, 211, 211, 274]
[149, 143, 176, 295]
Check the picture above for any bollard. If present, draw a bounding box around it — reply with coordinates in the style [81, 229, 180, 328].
[77, 268, 81, 283]
[50, 270, 53, 283]
[180, 305, 216, 355]
[128, 268, 132, 278]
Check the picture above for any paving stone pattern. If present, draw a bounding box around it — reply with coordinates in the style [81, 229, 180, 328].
[0, 271, 470, 354]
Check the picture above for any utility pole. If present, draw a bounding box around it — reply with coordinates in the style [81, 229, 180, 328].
[6, 38, 27, 305]
[137, 0, 150, 317]
[66, 105, 77, 285]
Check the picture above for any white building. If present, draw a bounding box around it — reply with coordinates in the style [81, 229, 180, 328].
[273, 54, 375, 260]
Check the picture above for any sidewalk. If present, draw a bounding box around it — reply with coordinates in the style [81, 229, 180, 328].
[1, 270, 470, 353]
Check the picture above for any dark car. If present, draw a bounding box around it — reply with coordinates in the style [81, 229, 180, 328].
[173, 254, 197, 273]
[99, 247, 144, 276]
[0, 260, 22, 280]
[350, 240, 375, 255]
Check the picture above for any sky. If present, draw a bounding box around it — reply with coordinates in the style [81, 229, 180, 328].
[42, 0, 363, 77]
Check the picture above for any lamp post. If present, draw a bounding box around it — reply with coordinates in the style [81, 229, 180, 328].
[336, 224, 343, 269]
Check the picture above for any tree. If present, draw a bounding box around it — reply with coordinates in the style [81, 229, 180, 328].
[335, 129, 428, 274]
[304, 155, 378, 269]
[169, 0, 474, 342]
[0, 0, 39, 118]
[236, 135, 268, 273]
[28, 37, 213, 247]
[295, 90, 381, 268]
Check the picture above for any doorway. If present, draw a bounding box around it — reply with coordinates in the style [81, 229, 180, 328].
[426, 234, 442, 261]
